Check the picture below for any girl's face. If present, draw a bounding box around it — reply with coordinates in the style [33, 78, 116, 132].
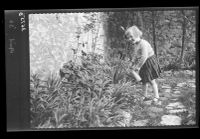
[125, 32, 137, 44]
[126, 32, 134, 42]
[126, 32, 140, 44]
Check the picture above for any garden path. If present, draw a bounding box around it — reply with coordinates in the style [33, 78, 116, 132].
[123, 71, 196, 127]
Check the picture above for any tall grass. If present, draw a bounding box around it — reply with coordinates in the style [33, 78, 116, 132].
[30, 53, 141, 128]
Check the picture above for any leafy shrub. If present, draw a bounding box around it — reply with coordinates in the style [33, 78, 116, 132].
[30, 52, 141, 128]
[183, 50, 195, 68]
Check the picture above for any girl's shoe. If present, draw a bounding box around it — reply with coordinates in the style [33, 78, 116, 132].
[153, 97, 159, 102]
[153, 98, 162, 105]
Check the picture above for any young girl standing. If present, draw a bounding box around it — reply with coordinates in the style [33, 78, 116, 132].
[125, 26, 161, 102]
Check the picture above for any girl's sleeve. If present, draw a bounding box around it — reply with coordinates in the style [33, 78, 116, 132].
[136, 44, 148, 69]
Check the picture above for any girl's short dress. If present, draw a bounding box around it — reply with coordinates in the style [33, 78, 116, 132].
[139, 55, 161, 84]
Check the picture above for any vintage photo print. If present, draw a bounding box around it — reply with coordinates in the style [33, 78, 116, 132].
[6, 8, 198, 131]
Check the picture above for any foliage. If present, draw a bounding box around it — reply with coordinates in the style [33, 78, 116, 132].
[29, 13, 104, 76]
[106, 10, 196, 69]
[30, 9, 196, 128]
[30, 51, 142, 128]
[30, 10, 196, 77]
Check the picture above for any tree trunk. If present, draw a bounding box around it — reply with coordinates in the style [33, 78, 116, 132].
[152, 11, 157, 57]
[137, 12, 144, 30]
[92, 16, 101, 54]
[180, 10, 186, 64]
[101, 13, 110, 62]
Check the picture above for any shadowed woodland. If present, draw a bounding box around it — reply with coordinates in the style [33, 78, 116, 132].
[30, 10, 196, 128]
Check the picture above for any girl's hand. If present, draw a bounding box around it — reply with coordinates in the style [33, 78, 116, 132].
[131, 65, 139, 72]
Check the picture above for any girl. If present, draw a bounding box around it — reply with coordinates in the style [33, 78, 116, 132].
[125, 26, 161, 103]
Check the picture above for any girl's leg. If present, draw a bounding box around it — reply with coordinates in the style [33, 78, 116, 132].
[143, 83, 148, 97]
[150, 79, 159, 100]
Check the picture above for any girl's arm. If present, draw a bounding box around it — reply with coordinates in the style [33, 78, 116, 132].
[135, 45, 148, 70]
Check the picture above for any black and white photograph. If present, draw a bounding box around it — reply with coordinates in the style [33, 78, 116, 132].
[26, 8, 197, 129]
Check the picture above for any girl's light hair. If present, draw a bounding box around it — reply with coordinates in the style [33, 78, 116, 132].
[125, 26, 143, 39]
